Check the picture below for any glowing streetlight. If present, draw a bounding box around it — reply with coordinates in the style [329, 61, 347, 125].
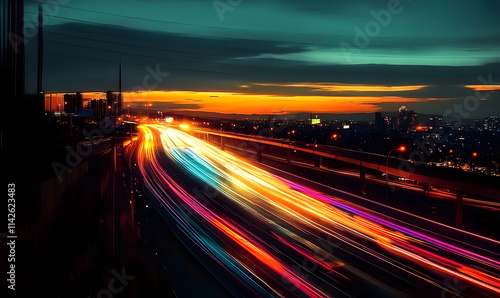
[288, 129, 296, 142]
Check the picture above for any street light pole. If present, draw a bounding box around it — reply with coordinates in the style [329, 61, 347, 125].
[386, 146, 405, 204]
[287, 130, 295, 171]
[145, 103, 152, 120]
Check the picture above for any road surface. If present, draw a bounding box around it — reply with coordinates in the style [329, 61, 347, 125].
[134, 124, 500, 297]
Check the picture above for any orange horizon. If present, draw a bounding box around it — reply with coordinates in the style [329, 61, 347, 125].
[121, 90, 424, 114]
[44, 89, 444, 114]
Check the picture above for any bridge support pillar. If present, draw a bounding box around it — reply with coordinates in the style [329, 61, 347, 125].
[360, 167, 366, 195]
[456, 191, 463, 227]
[314, 156, 322, 168]
[422, 183, 429, 199]
[257, 144, 263, 162]
[221, 136, 225, 150]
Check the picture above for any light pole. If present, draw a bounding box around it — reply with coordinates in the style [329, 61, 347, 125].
[287, 130, 295, 170]
[145, 103, 152, 119]
[288, 129, 295, 143]
[471, 152, 478, 172]
[386, 145, 406, 204]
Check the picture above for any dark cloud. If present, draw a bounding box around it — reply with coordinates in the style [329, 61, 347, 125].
[23, 0, 500, 117]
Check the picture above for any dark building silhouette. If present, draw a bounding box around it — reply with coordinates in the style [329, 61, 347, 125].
[398, 106, 417, 132]
[63, 92, 83, 114]
[87, 99, 107, 120]
[106, 90, 117, 116]
[429, 116, 444, 129]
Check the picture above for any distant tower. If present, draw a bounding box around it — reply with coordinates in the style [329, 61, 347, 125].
[118, 62, 122, 119]
[63, 92, 83, 114]
[398, 106, 416, 132]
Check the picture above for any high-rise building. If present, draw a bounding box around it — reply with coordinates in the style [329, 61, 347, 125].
[398, 106, 417, 132]
[63, 92, 83, 114]
[87, 98, 107, 120]
[383, 116, 393, 130]
[106, 90, 121, 116]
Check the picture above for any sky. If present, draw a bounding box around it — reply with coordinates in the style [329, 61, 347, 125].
[25, 0, 500, 118]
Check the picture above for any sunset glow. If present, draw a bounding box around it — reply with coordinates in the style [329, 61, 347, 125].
[465, 85, 500, 91]
[122, 90, 423, 114]
[254, 83, 427, 92]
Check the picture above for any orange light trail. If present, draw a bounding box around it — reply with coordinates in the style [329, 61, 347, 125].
[135, 124, 500, 296]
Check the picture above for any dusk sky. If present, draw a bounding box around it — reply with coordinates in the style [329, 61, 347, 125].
[25, 0, 500, 117]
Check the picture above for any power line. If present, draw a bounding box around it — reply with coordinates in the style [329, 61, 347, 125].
[44, 30, 305, 73]
[45, 30, 231, 58]
[23, 8, 338, 48]
[45, 38, 239, 76]
[46, 3, 235, 31]
[34, 3, 334, 41]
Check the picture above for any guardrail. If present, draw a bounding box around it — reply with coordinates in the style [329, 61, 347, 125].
[192, 128, 500, 227]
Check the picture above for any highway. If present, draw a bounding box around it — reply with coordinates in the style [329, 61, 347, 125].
[135, 124, 500, 297]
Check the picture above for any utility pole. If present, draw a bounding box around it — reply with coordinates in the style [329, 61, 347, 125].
[118, 61, 122, 123]
[37, 3, 44, 100]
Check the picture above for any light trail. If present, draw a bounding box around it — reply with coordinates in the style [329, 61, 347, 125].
[136, 124, 500, 297]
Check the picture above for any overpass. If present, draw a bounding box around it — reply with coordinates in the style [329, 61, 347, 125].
[191, 128, 500, 227]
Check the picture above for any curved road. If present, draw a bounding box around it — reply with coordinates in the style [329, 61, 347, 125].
[135, 124, 500, 297]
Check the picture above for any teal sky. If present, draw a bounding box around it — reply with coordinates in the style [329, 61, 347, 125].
[24, 0, 500, 117]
